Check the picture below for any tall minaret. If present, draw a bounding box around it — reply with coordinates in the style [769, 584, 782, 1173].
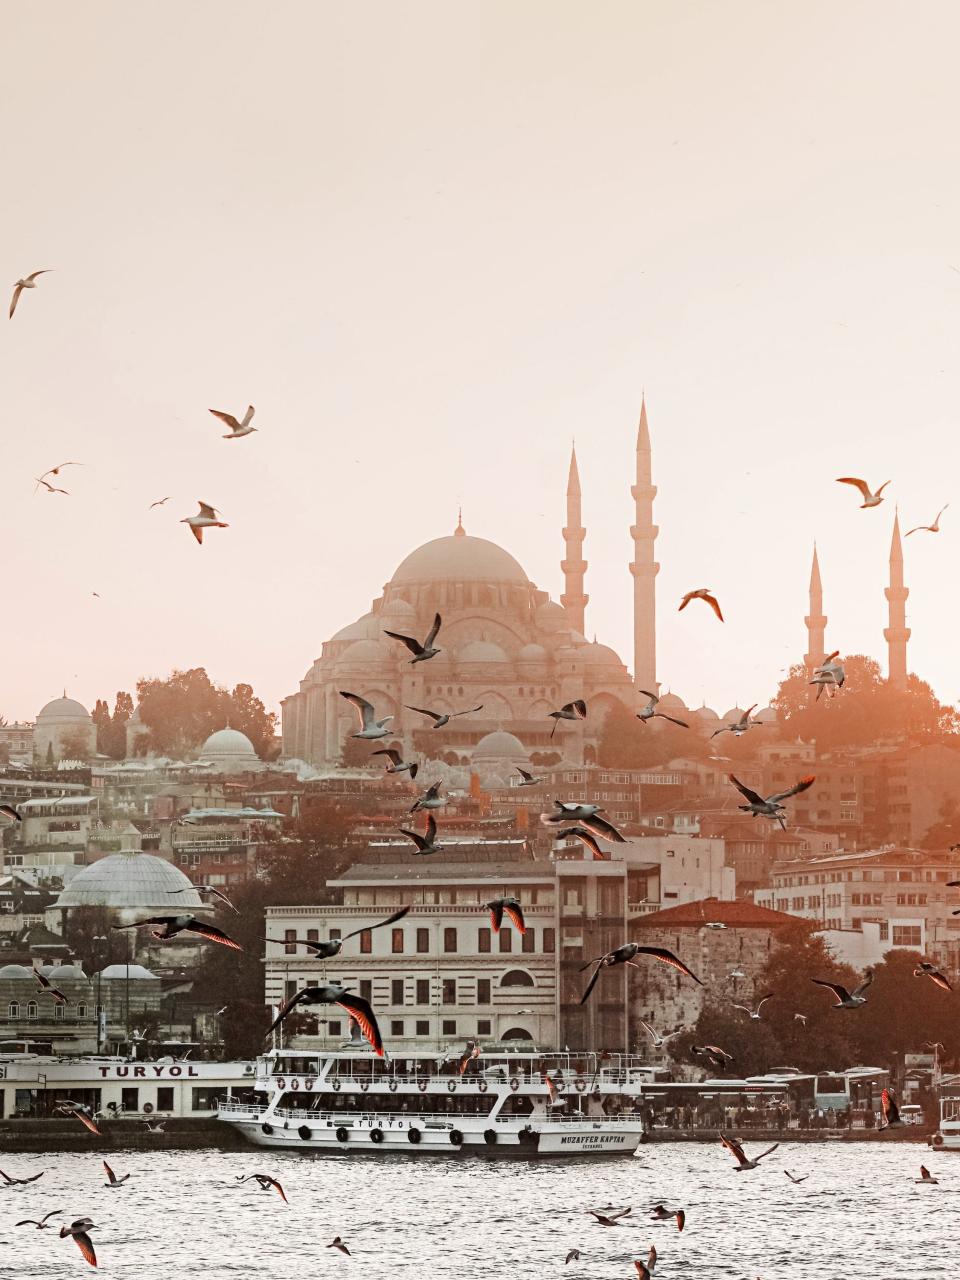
[629, 395, 659, 691]
[804, 544, 827, 673]
[560, 445, 588, 634]
[884, 509, 910, 689]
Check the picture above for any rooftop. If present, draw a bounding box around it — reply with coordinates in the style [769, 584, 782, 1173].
[635, 897, 799, 929]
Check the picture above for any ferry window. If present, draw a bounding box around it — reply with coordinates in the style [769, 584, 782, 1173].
[192, 1087, 227, 1110]
[121, 1088, 139, 1111]
[442, 1019, 457, 1035]
[478, 928, 491, 953]
[416, 1020, 429, 1035]
[416, 928, 429, 953]
[26, 1002, 37, 1019]
[499, 931, 513, 953]
[283, 929, 297, 955]
[391, 1020, 404, 1036]
[442, 979, 457, 1005]
[391, 979, 404, 1005]
[415, 979, 430, 1004]
[307, 929, 319, 943]
[391, 928, 404, 954]
[360, 930, 372, 954]
[157, 1087, 174, 1111]
[359, 980, 372, 1001]
[476, 979, 491, 1005]
[477, 1019, 491, 1036]
[7, 1002, 18, 1018]
[329, 1021, 341, 1035]
[521, 929, 535, 954]
[443, 928, 458, 953]
[543, 928, 555, 953]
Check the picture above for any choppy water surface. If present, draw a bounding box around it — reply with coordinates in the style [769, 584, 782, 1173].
[0, 1141, 955, 1278]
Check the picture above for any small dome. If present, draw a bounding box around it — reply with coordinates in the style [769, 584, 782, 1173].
[517, 643, 547, 663]
[46, 964, 86, 980]
[535, 602, 572, 634]
[391, 534, 529, 586]
[198, 727, 261, 773]
[379, 598, 417, 621]
[37, 696, 90, 722]
[658, 691, 688, 711]
[331, 613, 380, 643]
[0, 964, 33, 979]
[693, 704, 720, 721]
[581, 642, 624, 667]
[457, 640, 508, 663]
[339, 639, 393, 665]
[54, 852, 203, 912]
[753, 706, 777, 723]
[473, 731, 529, 761]
[722, 706, 747, 722]
[99, 964, 159, 980]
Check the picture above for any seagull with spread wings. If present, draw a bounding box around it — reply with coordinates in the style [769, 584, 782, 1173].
[880, 1087, 903, 1130]
[637, 1019, 686, 1049]
[712, 705, 760, 738]
[556, 825, 607, 860]
[810, 968, 873, 1009]
[0, 804, 22, 823]
[906, 504, 949, 536]
[398, 813, 443, 856]
[181, 501, 228, 545]
[484, 896, 525, 934]
[719, 1131, 779, 1170]
[580, 943, 702, 1004]
[836, 476, 890, 508]
[679, 588, 723, 621]
[55, 1103, 102, 1136]
[112, 915, 242, 950]
[586, 1206, 632, 1227]
[727, 773, 815, 829]
[371, 747, 418, 778]
[102, 1161, 130, 1188]
[339, 691, 394, 740]
[405, 702, 483, 728]
[384, 612, 442, 664]
[914, 961, 952, 991]
[634, 1246, 658, 1279]
[515, 767, 544, 787]
[784, 1169, 809, 1184]
[236, 1172, 287, 1201]
[409, 780, 444, 814]
[34, 969, 68, 1006]
[0, 1167, 44, 1185]
[547, 699, 587, 737]
[10, 269, 51, 318]
[637, 691, 689, 728]
[731, 993, 774, 1021]
[650, 1205, 685, 1232]
[210, 405, 257, 438]
[59, 1218, 98, 1267]
[692, 1044, 734, 1071]
[266, 983, 383, 1055]
[169, 884, 238, 913]
[267, 906, 411, 959]
[542, 801, 627, 843]
[15, 1209, 60, 1229]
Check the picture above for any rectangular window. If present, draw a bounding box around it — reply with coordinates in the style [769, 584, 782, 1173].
[416, 1020, 429, 1035]
[499, 930, 513, 953]
[477, 1019, 491, 1036]
[306, 929, 319, 943]
[442, 1019, 456, 1035]
[442, 979, 456, 1005]
[477, 978, 491, 1005]
[416, 928, 429, 954]
[284, 928, 297, 955]
[157, 1087, 174, 1112]
[543, 928, 555, 953]
[328, 1020, 341, 1036]
[391, 979, 404, 1005]
[521, 929, 535, 953]
[359, 979, 372, 1002]
[285, 979, 298, 1000]
[360, 930, 372, 954]
[191, 1086, 228, 1111]
[416, 979, 430, 1005]
[121, 1087, 139, 1112]
[391, 928, 404, 954]
[391, 1020, 404, 1036]
[443, 927, 457, 954]
[892, 924, 922, 947]
[329, 928, 341, 942]
[478, 927, 491, 953]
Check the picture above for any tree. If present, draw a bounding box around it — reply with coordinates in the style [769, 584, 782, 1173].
[597, 701, 707, 769]
[228, 683, 279, 760]
[59, 727, 93, 762]
[63, 907, 129, 969]
[773, 656, 959, 750]
[93, 692, 134, 759]
[669, 1005, 781, 1079]
[135, 668, 277, 759]
[842, 950, 960, 1066]
[259, 805, 355, 903]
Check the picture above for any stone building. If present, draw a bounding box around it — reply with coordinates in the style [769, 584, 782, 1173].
[33, 696, 95, 763]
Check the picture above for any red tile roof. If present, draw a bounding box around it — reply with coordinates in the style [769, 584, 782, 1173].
[635, 897, 800, 929]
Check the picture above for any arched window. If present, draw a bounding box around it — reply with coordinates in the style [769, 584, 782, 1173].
[501, 1027, 535, 1040]
[26, 1001, 38, 1019]
[7, 1001, 19, 1018]
[499, 969, 535, 988]
[77, 1004, 87, 1018]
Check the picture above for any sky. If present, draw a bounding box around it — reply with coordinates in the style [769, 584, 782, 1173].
[3, 1, 959, 725]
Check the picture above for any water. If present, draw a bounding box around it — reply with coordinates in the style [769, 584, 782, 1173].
[0, 1141, 956, 1278]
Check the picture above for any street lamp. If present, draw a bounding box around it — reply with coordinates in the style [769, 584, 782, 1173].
[93, 935, 108, 1053]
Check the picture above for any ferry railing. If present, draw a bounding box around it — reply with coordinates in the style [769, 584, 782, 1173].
[217, 1099, 639, 1126]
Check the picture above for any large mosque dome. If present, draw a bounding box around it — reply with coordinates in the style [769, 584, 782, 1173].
[55, 852, 203, 912]
[34, 694, 94, 761]
[390, 532, 529, 586]
[37, 696, 91, 724]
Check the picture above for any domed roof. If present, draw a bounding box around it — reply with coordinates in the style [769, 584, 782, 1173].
[331, 613, 380, 643]
[693, 704, 720, 720]
[99, 964, 159, 980]
[722, 706, 747, 722]
[518, 643, 548, 662]
[581, 642, 623, 667]
[457, 640, 508, 663]
[658, 691, 688, 710]
[535, 602, 572, 633]
[339, 639, 393, 665]
[37, 696, 90, 722]
[379, 598, 417, 621]
[0, 964, 33, 979]
[201, 727, 258, 758]
[46, 964, 86, 980]
[54, 852, 203, 911]
[473, 730, 529, 760]
[391, 532, 528, 586]
[753, 706, 777, 723]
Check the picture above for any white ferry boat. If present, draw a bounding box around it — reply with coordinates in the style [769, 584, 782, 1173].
[930, 1093, 960, 1151]
[217, 1048, 648, 1157]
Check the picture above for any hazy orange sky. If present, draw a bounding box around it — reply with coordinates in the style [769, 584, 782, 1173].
[3, 1, 959, 726]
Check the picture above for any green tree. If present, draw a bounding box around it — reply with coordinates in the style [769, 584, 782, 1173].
[228, 683, 279, 760]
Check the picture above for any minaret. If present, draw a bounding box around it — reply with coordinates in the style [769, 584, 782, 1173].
[560, 445, 588, 634]
[629, 396, 659, 691]
[884, 509, 910, 689]
[804, 544, 827, 673]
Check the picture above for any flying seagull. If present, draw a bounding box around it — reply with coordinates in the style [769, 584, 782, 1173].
[731, 993, 774, 1021]
[384, 612, 442, 663]
[34, 477, 69, 495]
[236, 1172, 287, 1201]
[836, 477, 890, 508]
[34, 969, 68, 1006]
[9, 269, 51, 318]
[409, 780, 444, 814]
[634, 1247, 658, 1280]
[565, 1250, 582, 1264]
[542, 801, 627, 843]
[637, 1019, 686, 1049]
[169, 884, 238, 913]
[811, 651, 845, 700]
[719, 1132, 779, 1171]
[405, 703, 483, 728]
[917, 1165, 939, 1184]
[266, 984, 383, 1056]
[267, 906, 411, 958]
[0, 804, 22, 823]
[712, 705, 759, 738]
[727, 773, 816, 829]
[327, 1237, 351, 1256]
[457, 1040, 481, 1075]
[398, 813, 443, 856]
[484, 896, 525, 933]
[810, 968, 873, 1009]
[0, 1168, 44, 1185]
[557, 825, 607, 860]
[580, 943, 702, 1004]
[339, 691, 393, 739]
[55, 1103, 102, 1136]
[112, 915, 242, 950]
[692, 1044, 734, 1071]
[181, 501, 228, 545]
[650, 1205, 685, 1232]
[679, 588, 723, 621]
[102, 1161, 130, 1188]
[371, 747, 418, 779]
[637, 691, 689, 728]
[15, 1209, 60, 1229]
[149, 496, 172, 509]
[210, 405, 257, 438]
[59, 1218, 98, 1267]
[784, 1170, 809, 1184]
[586, 1206, 631, 1227]
[515, 767, 544, 787]
[547, 699, 587, 738]
[880, 1088, 903, 1130]
[914, 961, 952, 991]
[906, 504, 948, 536]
